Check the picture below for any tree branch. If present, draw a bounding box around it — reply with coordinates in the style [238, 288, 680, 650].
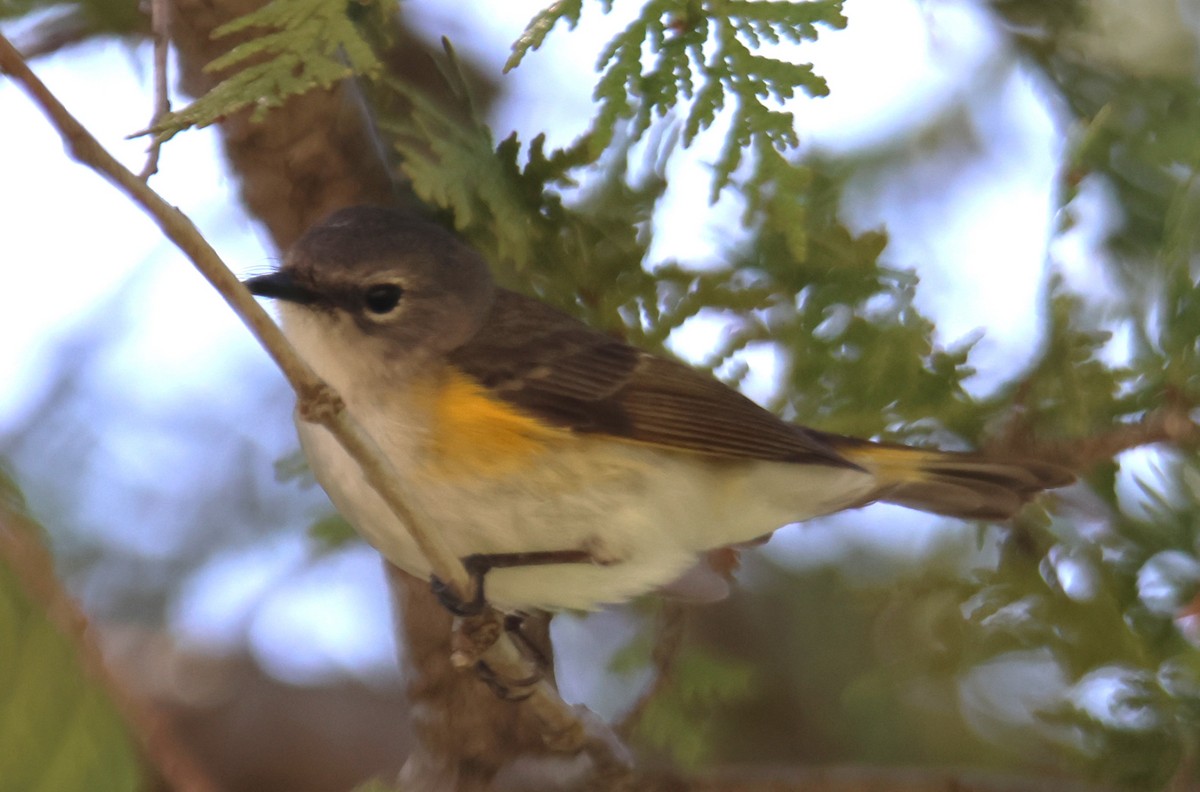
[989, 391, 1200, 470]
[632, 764, 1115, 792]
[138, 0, 172, 181]
[0, 29, 631, 781]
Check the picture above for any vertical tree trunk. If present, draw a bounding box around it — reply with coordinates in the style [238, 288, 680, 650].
[388, 566, 558, 790]
[166, 1, 551, 784]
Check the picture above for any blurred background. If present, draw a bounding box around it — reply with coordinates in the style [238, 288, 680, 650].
[3, 0, 1200, 789]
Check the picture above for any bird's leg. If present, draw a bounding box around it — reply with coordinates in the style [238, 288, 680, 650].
[434, 549, 597, 700]
[430, 549, 597, 616]
[501, 613, 553, 669]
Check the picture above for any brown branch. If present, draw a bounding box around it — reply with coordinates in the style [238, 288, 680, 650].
[138, 0, 172, 181]
[166, 0, 425, 250]
[0, 30, 632, 784]
[1057, 401, 1200, 467]
[989, 397, 1200, 472]
[11, 9, 149, 60]
[389, 565, 633, 790]
[0, 503, 220, 792]
[618, 600, 687, 739]
[633, 764, 1116, 792]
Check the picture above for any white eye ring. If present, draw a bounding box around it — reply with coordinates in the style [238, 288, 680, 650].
[362, 283, 405, 315]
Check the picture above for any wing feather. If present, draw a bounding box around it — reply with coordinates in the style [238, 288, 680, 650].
[447, 290, 856, 468]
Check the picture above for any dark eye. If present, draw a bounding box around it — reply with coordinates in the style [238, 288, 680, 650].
[363, 283, 404, 314]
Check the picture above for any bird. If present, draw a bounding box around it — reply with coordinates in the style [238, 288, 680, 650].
[243, 205, 1073, 613]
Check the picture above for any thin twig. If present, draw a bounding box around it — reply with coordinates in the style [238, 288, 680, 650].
[0, 30, 471, 604]
[618, 600, 687, 739]
[0, 32, 632, 782]
[138, 0, 171, 181]
[11, 12, 94, 60]
[989, 396, 1200, 471]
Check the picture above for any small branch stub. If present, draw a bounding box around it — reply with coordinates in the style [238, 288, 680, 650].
[296, 381, 345, 424]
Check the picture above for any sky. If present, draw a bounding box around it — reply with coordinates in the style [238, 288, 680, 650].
[0, 0, 1080, 710]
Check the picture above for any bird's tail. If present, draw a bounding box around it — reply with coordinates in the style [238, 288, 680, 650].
[813, 432, 1074, 520]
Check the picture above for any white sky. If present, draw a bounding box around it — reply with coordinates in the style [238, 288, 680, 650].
[0, 0, 1070, 688]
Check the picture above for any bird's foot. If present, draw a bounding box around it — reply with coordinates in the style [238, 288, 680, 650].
[449, 611, 547, 701]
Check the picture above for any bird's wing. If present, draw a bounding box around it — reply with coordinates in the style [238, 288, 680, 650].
[446, 290, 858, 469]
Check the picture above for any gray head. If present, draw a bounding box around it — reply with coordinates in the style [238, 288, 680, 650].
[244, 206, 496, 373]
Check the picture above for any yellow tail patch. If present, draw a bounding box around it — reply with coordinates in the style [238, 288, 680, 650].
[428, 369, 566, 476]
[840, 444, 934, 484]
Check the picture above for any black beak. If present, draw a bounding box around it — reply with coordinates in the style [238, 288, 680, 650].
[242, 271, 319, 305]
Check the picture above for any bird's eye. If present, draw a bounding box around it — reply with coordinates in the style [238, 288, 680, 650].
[363, 283, 404, 314]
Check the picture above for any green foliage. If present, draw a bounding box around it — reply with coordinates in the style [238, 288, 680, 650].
[1030, 23, 1200, 404]
[506, 0, 587, 64]
[999, 284, 1129, 441]
[376, 42, 576, 287]
[942, 487, 1200, 788]
[0, 458, 25, 514]
[626, 647, 756, 768]
[273, 448, 316, 487]
[0, 468, 145, 791]
[274, 453, 360, 551]
[989, 37, 1200, 786]
[139, 0, 863, 336]
[307, 512, 359, 552]
[0, 0, 47, 20]
[674, 167, 982, 442]
[1061, 71, 1200, 263]
[376, 41, 921, 444]
[374, 42, 666, 338]
[0, 0, 68, 21]
[507, 0, 847, 196]
[150, 0, 384, 140]
[0, 0, 142, 32]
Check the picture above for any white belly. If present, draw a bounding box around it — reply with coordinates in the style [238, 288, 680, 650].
[296, 407, 875, 611]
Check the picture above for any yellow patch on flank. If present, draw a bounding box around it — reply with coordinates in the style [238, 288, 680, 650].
[427, 369, 567, 476]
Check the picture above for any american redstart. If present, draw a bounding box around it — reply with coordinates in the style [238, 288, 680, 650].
[244, 206, 1072, 612]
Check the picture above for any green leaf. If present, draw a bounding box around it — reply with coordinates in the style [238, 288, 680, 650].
[505, 0, 586, 72]
[1, 0, 142, 32]
[307, 513, 360, 553]
[372, 41, 665, 337]
[631, 647, 756, 769]
[0, 469, 145, 791]
[273, 449, 314, 486]
[513, 0, 845, 198]
[150, 0, 383, 140]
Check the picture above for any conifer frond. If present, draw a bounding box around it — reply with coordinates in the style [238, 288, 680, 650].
[509, 0, 845, 196]
[149, 0, 383, 140]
